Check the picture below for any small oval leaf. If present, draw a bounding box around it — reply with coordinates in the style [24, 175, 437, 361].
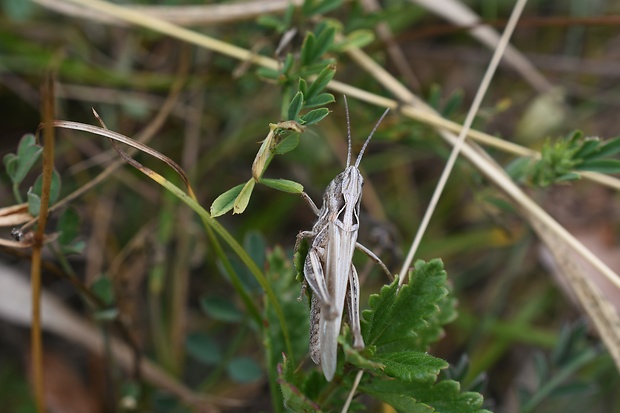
[300, 108, 330, 126]
[288, 91, 304, 121]
[273, 132, 300, 155]
[186, 333, 222, 365]
[227, 356, 262, 383]
[233, 179, 256, 214]
[259, 178, 303, 194]
[210, 183, 245, 217]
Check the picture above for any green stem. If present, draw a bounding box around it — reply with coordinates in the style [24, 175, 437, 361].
[153, 176, 294, 364]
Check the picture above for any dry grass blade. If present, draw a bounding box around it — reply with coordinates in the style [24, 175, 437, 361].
[50, 118, 196, 198]
[35, 0, 301, 26]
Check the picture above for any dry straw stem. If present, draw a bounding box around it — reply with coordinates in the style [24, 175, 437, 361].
[46, 0, 620, 369]
[35, 0, 302, 26]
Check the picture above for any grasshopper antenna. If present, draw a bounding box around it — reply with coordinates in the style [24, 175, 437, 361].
[355, 107, 390, 168]
[344, 95, 353, 168]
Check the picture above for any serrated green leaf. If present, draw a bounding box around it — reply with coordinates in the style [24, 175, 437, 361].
[577, 158, 620, 174]
[233, 179, 255, 214]
[301, 108, 330, 125]
[362, 259, 448, 349]
[279, 354, 323, 412]
[259, 178, 303, 194]
[555, 172, 581, 182]
[200, 296, 243, 323]
[373, 351, 448, 383]
[210, 183, 245, 217]
[305, 93, 335, 109]
[273, 132, 300, 154]
[288, 91, 304, 121]
[58, 207, 80, 245]
[306, 64, 336, 102]
[186, 332, 221, 365]
[227, 357, 262, 383]
[361, 378, 490, 413]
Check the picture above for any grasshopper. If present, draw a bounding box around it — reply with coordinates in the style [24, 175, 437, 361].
[296, 97, 390, 381]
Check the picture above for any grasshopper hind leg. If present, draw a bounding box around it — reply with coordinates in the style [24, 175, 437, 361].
[309, 294, 321, 365]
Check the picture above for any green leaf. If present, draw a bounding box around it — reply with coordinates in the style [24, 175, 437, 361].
[27, 190, 41, 216]
[288, 91, 304, 121]
[58, 207, 80, 245]
[361, 379, 490, 413]
[259, 178, 303, 194]
[576, 158, 620, 174]
[300, 32, 317, 66]
[306, 64, 336, 102]
[298, 78, 308, 96]
[331, 29, 375, 51]
[282, 53, 294, 75]
[313, 25, 336, 61]
[594, 136, 620, 158]
[32, 169, 62, 203]
[210, 183, 245, 217]
[305, 93, 335, 109]
[257, 15, 285, 30]
[373, 351, 448, 383]
[227, 357, 262, 383]
[572, 138, 600, 160]
[200, 296, 243, 323]
[273, 132, 300, 154]
[6, 134, 42, 184]
[256, 67, 280, 80]
[278, 354, 323, 412]
[3, 154, 18, 181]
[302, 0, 342, 16]
[301, 108, 330, 125]
[186, 332, 221, 365]
[91, 275, 115, 305]
[233, 179, 256, 214]
[362, 259, 448, 349]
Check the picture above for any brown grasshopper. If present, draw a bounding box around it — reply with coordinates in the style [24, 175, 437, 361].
[296, 97, 390, 381]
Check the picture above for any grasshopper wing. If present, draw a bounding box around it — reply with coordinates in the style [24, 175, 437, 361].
[319, 219, 357, 381]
